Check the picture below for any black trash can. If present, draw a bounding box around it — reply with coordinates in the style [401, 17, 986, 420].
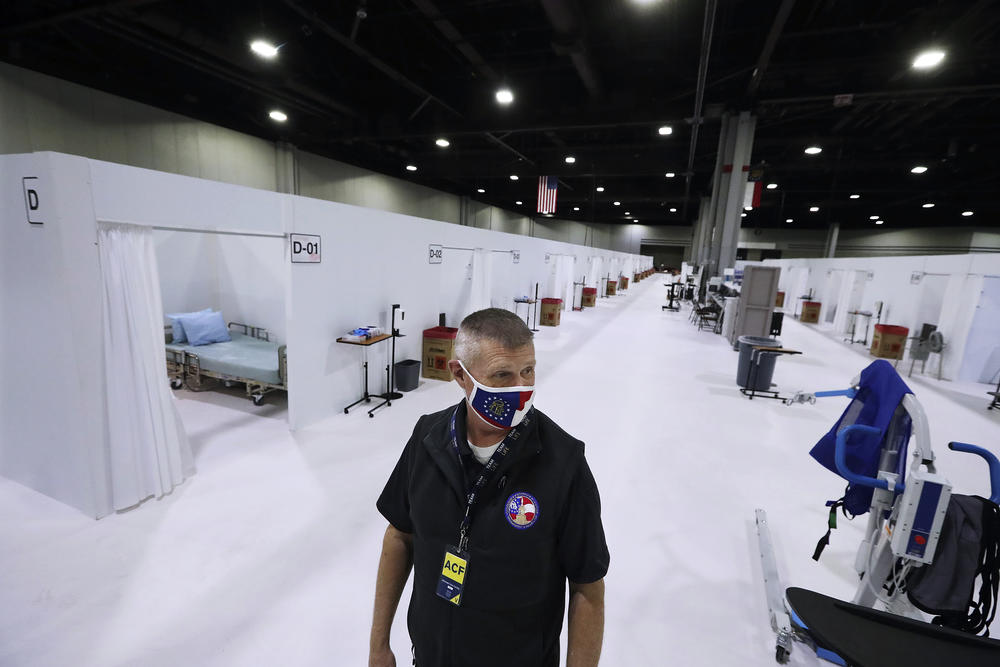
[394, 359, 421, 392]
[737, 336, 781, 390]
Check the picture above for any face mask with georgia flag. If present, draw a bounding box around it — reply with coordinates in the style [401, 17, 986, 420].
[457, 360, 535, 429]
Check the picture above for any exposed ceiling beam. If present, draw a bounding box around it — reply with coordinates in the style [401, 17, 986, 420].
[539, 0, 602, 97]
[409, 0, 498, 80]
[681, 0, 718, 219]
[746, 0, 797, 97]
[0, 0, 165, 36]
[281, 0, 463, 118]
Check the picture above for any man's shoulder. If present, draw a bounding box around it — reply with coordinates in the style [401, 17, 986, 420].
[410, 403, 459, 441]
[532, 409, 585, 457]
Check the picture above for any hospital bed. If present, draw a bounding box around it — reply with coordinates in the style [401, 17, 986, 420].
[165, 322, 287, 406]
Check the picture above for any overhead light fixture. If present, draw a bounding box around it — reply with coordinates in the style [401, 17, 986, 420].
[962, 210, 974, 217]
[565, 156, 576, 164]
[766, 183, 778, 190]
[268, 110, 288, 122]
[509, 174, 519, 181]
[669, 208, 677, 213]
[476, 188, 485, 193]
[740, 213, 746, 218]
[658, 126, 673, 136]
[613, 201, 621, 206]
[515, 200, 523, 205]
[875, 220, 885, 225]
[809, 206, 820, 212]
[665, 172, 675, 178]
[495, 88, 514, 105]
[435, 138, 450, 148]
[869, 215, 880, 220]
[744, 206, 752, 211]
[785, 218, 793, 223]
[250, 40, 279, 59]
[849, 194, 861, 199]
[405, 164, 417, 172]
[573, 207, 580, 211]
[910, 165, 928, 174]
[596, 186, 605, 192]
[922, 203, 935, 208]
[624, 211, 630, 215]
[804, 146, 823, 155]
[913, 49, 946, 70]
[633, 219, 639, 222]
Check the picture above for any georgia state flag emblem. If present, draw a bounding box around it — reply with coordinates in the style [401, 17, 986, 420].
[505, 492, 539, 529]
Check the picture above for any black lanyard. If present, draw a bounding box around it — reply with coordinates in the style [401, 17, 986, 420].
[448, 406, 533, 552]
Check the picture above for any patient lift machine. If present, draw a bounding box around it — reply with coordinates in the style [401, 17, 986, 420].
[756, 360, 1000, 666]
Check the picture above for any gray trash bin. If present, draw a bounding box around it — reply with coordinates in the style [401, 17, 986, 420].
[394, 359, 421, 392]
[737, 336, 781, 390]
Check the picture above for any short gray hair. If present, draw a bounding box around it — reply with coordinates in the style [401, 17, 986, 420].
[454, 308, 534, 363]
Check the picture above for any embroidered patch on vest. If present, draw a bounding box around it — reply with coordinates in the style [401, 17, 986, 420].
[505, 492, 539, 529]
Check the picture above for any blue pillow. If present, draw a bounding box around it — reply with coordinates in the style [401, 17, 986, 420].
[177, 310, 231, 346]
[167, 308, 211, 343]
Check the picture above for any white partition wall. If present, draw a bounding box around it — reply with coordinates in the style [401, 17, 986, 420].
[763, 253, 1000, 381]
[0, 152, 110, 518]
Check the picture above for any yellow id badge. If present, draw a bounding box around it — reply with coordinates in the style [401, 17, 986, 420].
[435, 546, 469, 606]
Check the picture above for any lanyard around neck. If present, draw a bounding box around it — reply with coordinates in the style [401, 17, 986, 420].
[448, 406, 533, 552]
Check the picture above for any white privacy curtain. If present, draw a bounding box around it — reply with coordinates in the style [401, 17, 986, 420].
[98, 222, 194, 511]
[466, 248, 493, 317]
[587, 257, 603, 287]
[546, 255, 575, 309]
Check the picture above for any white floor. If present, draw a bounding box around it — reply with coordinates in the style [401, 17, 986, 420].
[2, 278, 998, 667]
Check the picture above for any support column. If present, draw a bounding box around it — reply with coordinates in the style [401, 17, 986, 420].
[702, 113, 733, 268]
[825, 222, 840, 258]
[689, 196, 711, 263]
[275, 142, 298, 195]
[711, 111, 756, 275]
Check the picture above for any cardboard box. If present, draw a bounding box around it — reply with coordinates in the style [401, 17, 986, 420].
[540, 298, 562, 326]
[582, 287, 597, 307]
[775, 291, 785, 308]
[422, 326, 458, 380]
[800, 301, 821, 324]
[871, 324, 909, 359]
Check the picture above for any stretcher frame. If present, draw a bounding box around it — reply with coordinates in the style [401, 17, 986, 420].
[165, 321, 287, 406]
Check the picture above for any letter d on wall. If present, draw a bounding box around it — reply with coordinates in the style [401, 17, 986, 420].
[22, 176, 44, 225]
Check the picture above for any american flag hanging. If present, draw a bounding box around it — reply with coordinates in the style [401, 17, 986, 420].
[537, 176, 558, 213]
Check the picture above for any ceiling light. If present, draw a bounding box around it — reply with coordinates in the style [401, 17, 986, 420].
[495, 88, 514, 104]
[849, 194, 861, 199]
[804, 146, 823, 155]
[669, 208, 677, 213]
[658, 126, 673, 136]
[922, 203, 935, 208]
[435, 138, 450, 148]
[869, 215, 879, 220]
[476, 188, 485, 193]
[913, 49, 946, 70]
[740, 213, 746, 218]
[624, 211, 630, 215]
[573, 207, 580, 211]
[744, 206, 752, 211]
[910, 165, 928, 174]
[565, 156, 576, 164]
[665, 172, 675, 178]
[268, 110, 288, 122]
[633, 219, 639, 222]
[875, 220, 884, 225]
[785, 218, 793, 223]
[962, 210, 974, 217]
[405, 165, 417, 172]
[509, 174, 518, 181]
[613, 201, 621, 206]
[515, 200, 523, 205]
[596, 186, 605, 192]
[766, 183, 778, 190]
[250, 40, 279, 59]
[809, 206, 819, 212]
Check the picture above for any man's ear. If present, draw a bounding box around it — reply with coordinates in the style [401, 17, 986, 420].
[448, 359, 464, 383]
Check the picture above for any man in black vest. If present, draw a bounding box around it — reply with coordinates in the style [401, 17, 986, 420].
[370, 308, 609, 666]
